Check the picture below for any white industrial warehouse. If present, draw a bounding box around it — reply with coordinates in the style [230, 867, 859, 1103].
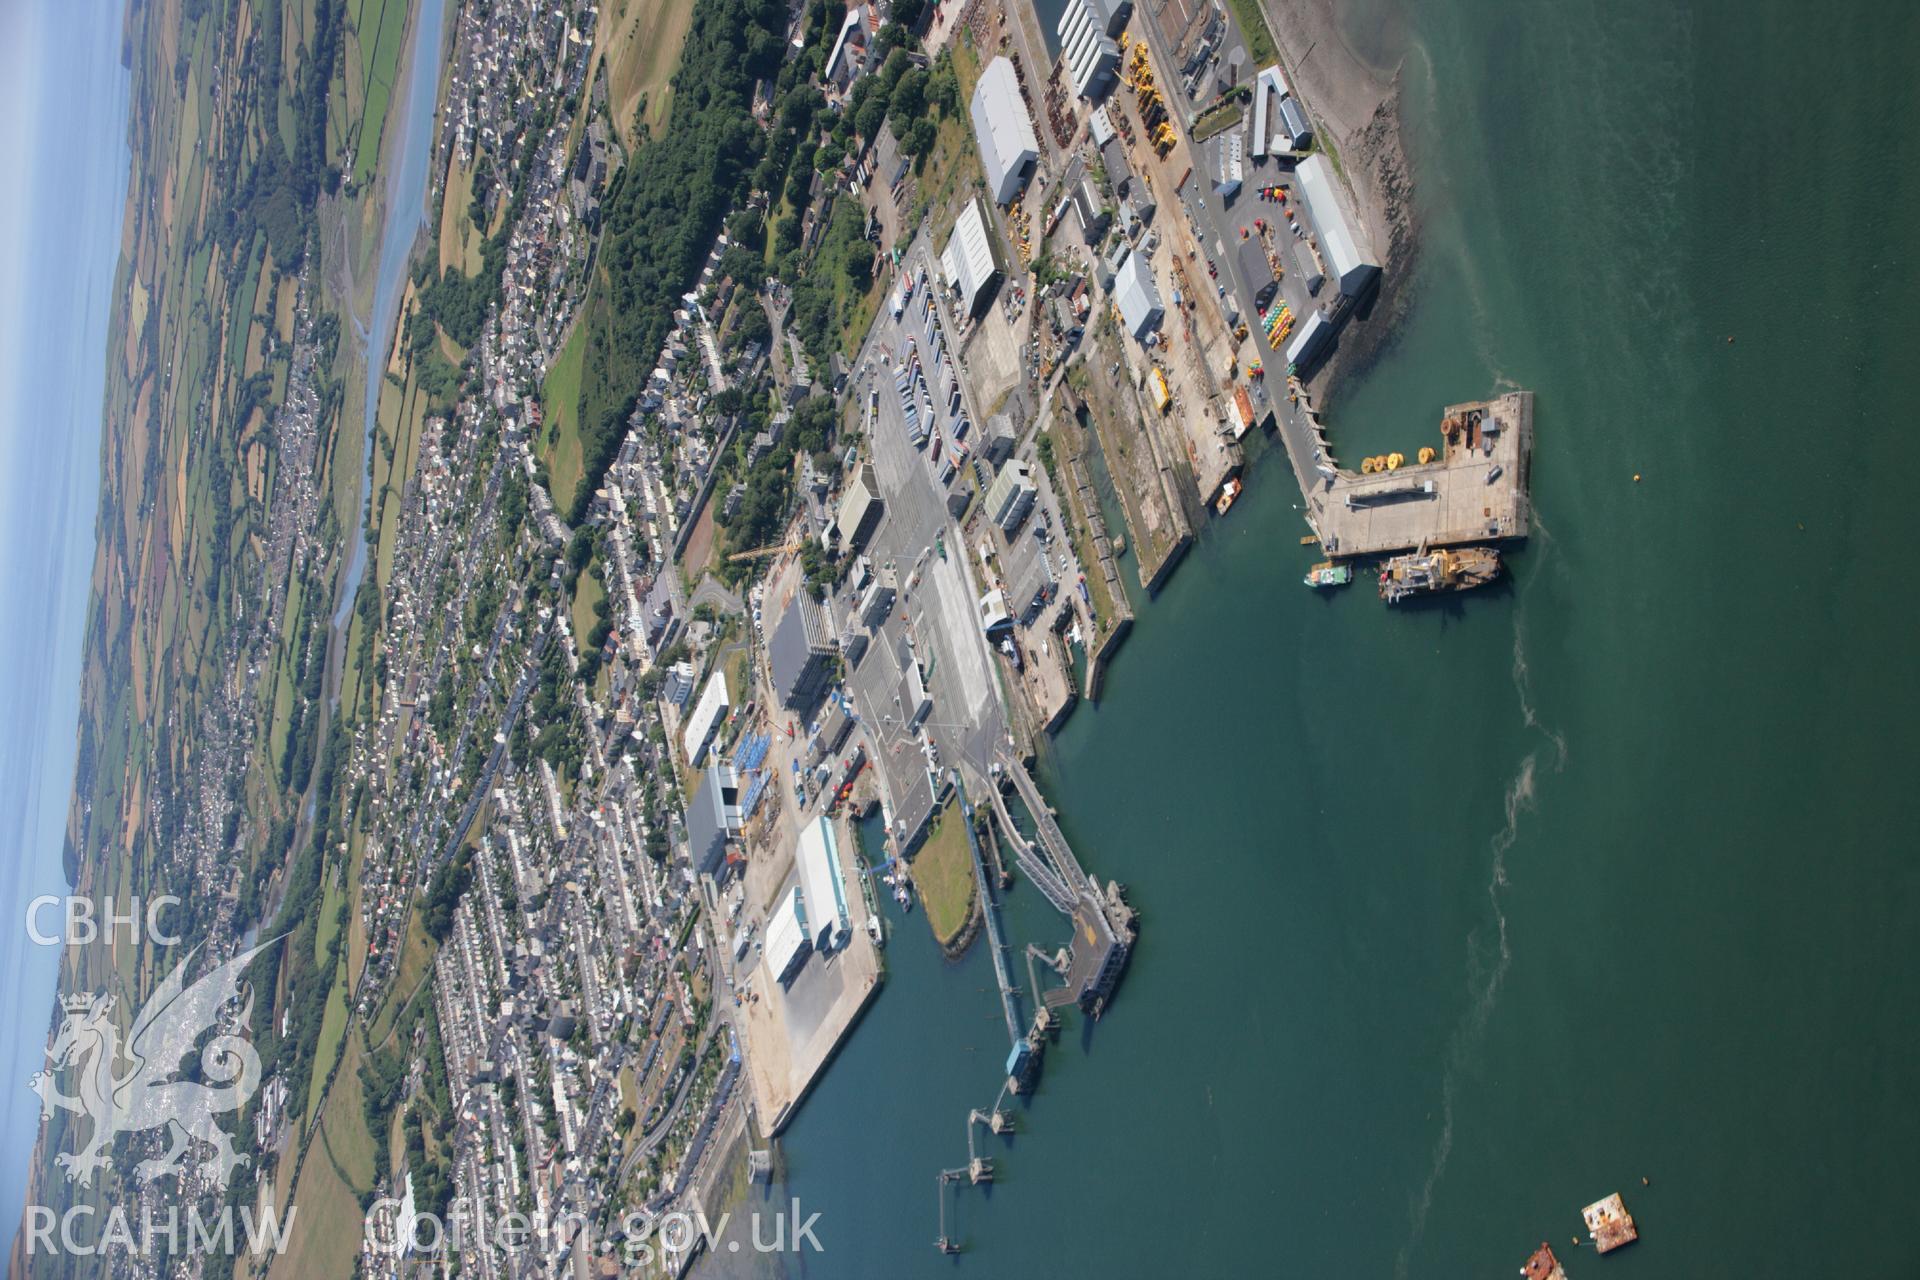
[970, 56, 1039, 204]
[1294, 153, 1380, 298]
[1113, 248, 1165, 340]
[1251, 64, 1288, 158]
[682, 670, 729, 765]
[1058, 0, 1121, 99]
[796, 816, 851, 952]
[766, 886, 812, 986]
[941, 195, 1009, 317]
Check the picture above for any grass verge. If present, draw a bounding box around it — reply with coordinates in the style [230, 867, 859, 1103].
[1225, 0, 1278, 66]
[912, 799, 976, 947]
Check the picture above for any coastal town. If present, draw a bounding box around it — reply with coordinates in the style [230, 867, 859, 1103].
[23, 0, 1532, 1272]
[28, 0, 1920, 1269]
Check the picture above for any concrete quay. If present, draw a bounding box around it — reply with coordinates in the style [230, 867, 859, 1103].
[1303, 390, 1535, 558]
[736, 812, 886, 1137]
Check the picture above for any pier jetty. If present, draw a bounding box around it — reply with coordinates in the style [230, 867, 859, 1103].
[991, 752, 1136, 1019]
[1298, 390, 1535, 558]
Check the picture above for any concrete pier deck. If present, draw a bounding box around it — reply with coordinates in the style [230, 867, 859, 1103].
[1305, 390, 1535, 558]
[738, 816, 885, 1136]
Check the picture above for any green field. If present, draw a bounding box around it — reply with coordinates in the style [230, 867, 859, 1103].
[349, 0, 411, 187]
[911, 799, 977, 947]
[267, 573, 307, 771]
[315, 872, 345, 975]
[541, 316, 590, 509]
[368, 909, 434, 1047]
[821, 199, 889, 359]
[304, 968, 351, 1128]
[371, 335, 433, 597]
[318, 1036, 379, 1189]
[604, 0, 698, 146]
[267, 1131, 365, 1280]
[571, 570, 606, 653]
[910, 39, 986, 238]
[722, 640, 751, 706]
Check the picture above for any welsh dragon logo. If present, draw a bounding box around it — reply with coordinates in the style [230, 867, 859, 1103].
[29, 939, 277, 1190]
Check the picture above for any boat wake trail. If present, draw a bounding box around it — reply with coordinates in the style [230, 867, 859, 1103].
[1508, 506, 1567, 765]
[1511, 609, 1568, 770]
[1395, 752, 1533, 1277]
[1398, 598, 1565, 1275]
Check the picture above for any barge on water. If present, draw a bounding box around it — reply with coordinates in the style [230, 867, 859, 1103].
[1582, 1192, 1640, 1253]
[1521, 1242, 1569, 1280]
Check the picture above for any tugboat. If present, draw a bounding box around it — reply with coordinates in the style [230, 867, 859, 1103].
[1304, 560, 1352, 588]
[1378, 545, 1501, 602]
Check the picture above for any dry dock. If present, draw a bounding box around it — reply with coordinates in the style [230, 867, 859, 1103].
[1303, 390, 1534, 557]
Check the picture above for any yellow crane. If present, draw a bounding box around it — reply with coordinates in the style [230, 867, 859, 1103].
[727, 539, 805, 564]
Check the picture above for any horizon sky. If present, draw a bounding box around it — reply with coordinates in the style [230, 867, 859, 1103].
[0, 0, 132, 1239]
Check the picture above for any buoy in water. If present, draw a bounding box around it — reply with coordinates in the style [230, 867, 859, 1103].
[1633, 473, 1642, 482]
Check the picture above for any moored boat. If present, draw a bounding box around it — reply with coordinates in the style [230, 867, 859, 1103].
[1378, 545, 1501, 602]
[1304, 560, 1352, 588]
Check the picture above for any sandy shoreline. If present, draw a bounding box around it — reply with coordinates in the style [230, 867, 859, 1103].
[1260, 0, 1420, 401]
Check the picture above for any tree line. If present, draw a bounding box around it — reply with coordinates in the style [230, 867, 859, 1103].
[569, 0, 791, 524]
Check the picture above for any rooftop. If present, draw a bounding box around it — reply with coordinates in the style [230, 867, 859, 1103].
[941, 195, 1009, 317]
[1294, 153, 1379, 296]
[971, 57, 1039, 202]
[1113, 249, 1165, 337]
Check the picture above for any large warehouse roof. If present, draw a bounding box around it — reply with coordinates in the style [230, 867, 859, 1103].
[796, 816, 850, 951]
[1113, 248, 1165, 339]
[834, 462, 883, 551]
[971, 57, 1039, 204]
[685, 763, 740, 878]
[941, 196, 1008, 317]
[1294, 153, 1380, 297]
[682, 671, 729, 765]
[769, 592, 834, 710]
[765, 886, 811, 985]
[1236, 236, 1278, 309]
[1059, 0, 1121, 99]
[1285, 308, 1334, 368]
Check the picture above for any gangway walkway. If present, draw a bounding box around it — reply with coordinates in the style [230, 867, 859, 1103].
[984, 781, 1076, 915]
[956, 772, 1023, 1047]
[994, 750, 1092, 899]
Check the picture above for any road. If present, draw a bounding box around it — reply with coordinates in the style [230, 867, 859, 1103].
[616, 998, 728, 1182]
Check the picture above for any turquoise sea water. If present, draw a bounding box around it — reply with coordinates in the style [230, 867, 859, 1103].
[706, 0, 1920, 1275]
